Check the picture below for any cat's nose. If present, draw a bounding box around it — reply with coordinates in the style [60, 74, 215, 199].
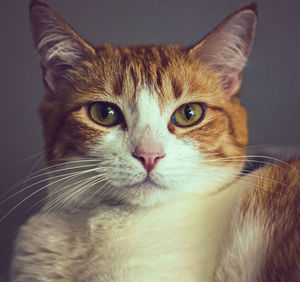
[132, 142, 165, 173]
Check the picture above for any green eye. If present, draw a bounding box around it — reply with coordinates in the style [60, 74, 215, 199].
[171, 103, 206, 127]
[88, 102, 123, 127]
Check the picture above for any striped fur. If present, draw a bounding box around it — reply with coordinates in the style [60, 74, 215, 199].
[215, 160, 300, 281]
[11, 1, 300, 281]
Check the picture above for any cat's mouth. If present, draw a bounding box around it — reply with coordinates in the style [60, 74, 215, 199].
[130, 176, 165, 190]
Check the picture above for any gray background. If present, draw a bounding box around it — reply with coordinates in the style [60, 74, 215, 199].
[0, 0, 299, 278]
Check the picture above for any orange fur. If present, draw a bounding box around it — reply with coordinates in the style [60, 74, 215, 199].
[239, 159, 300, 280]
[18, 2, 299, 281]
[39, 44, 248, 166]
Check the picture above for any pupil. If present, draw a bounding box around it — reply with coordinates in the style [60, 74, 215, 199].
[101, 106, 114, 119]
[184, 105, 193, 120]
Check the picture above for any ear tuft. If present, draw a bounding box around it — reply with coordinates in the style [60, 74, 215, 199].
[29, 1, 95, 90]
[190, 5, 257, 95]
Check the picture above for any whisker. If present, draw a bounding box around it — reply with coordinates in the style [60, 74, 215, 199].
[14, 159, 101, 188]
[93, 180, 117, 203]
[20, 150, 45, 163]
[62, 177, 109, 209]
[0, 167, 100, 222]
[30, 173, 101, 213]
[203, 170, 289, 195]
[0, 166, 100, 207]
[42, 174, 109, 214]
[46, 175, 100, 208]
[204, 155, 293, 168]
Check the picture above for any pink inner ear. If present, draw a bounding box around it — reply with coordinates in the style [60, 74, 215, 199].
[30, 1, 96, 92]
[189, 9, 257, 96]
[221, 72, 242, 95]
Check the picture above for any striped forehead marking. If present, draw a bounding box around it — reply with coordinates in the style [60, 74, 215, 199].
[97, 45, 186, 100]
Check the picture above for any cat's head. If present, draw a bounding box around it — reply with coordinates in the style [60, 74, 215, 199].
[30, 1, 257, 207]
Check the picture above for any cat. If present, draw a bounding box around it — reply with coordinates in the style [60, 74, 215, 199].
[10, 0, 300, 281]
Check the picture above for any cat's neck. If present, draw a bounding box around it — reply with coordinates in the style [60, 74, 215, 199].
[84, 179, 246, 281]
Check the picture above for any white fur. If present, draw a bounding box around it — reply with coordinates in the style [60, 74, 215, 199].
[12, 83, 262, 282]
[215, 173, 269, 282]
[38, 33, 82, 64]
[49, 86, 240, 208]
[12, 179, 247, 281]
[11, 86, 251, 281]
[215, 217, 267, 282]
[12, 5, 265, 281]
[37, 32, 83, 90]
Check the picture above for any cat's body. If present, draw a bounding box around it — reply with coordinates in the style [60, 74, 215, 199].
[11, 1, 300, 281]
[12, 184, 241, 281]
[12, 163, 300, 282]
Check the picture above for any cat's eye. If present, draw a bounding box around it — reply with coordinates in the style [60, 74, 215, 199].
[171, 103, 205, 127]
[88, 102, 124, 127]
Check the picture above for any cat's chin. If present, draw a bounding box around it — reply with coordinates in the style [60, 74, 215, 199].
[121, 179, 209, 207]
[117, 178, 176, 207]
[120, 168, 242, 207]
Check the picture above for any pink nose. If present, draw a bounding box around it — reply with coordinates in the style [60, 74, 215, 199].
[133, 143, 165, 173]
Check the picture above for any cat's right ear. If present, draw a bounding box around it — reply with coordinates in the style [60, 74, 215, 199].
[30, 0, 96, 91]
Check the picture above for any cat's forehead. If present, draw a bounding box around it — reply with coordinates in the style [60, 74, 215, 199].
[95, 44, 185, 67]
[68, 44, 224, 108]
[94, 44, 187, 101]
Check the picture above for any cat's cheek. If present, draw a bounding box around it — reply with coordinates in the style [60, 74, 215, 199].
[149, 139, 200, 186]
[83, 129, 124, 156]
[152, 137, 240, 195]
[83, 131, 148, 185]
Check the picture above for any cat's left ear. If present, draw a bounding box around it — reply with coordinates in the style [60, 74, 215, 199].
[190, 4, 257, 96]
[30, 0, 96, 91]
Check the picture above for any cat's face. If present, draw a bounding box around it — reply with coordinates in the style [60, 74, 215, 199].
[31, 2, 256, 207]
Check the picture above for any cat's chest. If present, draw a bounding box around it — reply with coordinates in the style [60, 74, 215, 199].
[13, 184, 243, 282]
[79, 194, 237, 281]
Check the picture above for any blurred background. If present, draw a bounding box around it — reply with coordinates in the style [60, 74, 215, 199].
[0, 0, 299, 279]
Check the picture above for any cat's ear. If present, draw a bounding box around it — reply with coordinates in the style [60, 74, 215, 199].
[30, 0, 96, 91]
[189, 4, 257, 96]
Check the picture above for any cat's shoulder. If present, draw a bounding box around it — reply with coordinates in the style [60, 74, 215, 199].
[216, 158, 300, 281]
[241, 158, 300, 212]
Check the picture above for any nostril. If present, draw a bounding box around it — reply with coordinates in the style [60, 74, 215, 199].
[154, 154, 165, 162]
[132, 153, 146, 164]
[132, 150, 165, 172]
[152, 154, 165, 168]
